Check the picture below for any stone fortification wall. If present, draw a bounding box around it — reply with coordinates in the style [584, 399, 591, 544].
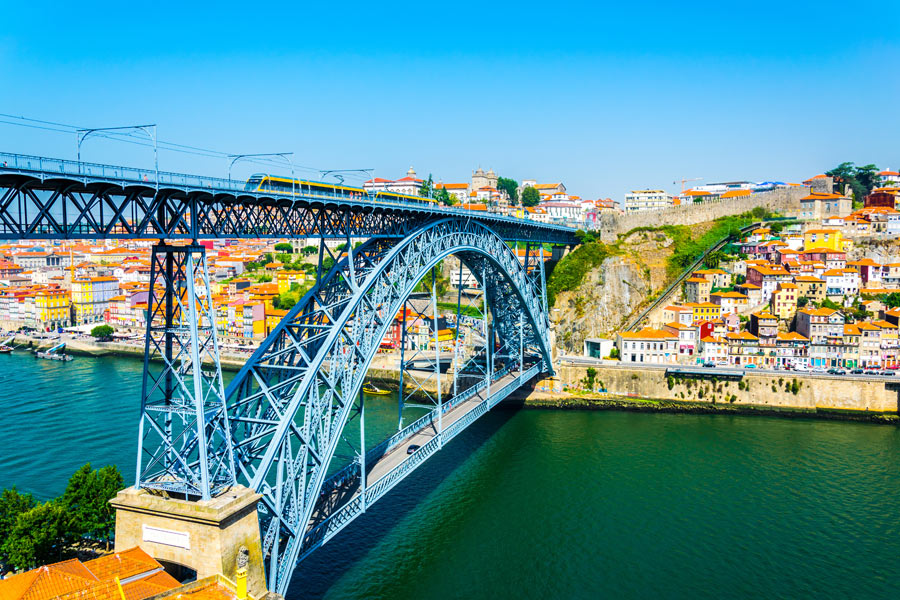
[597, 187, 808, 242]
[534, 365, 899, 414]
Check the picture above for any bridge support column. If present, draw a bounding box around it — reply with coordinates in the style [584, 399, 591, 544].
[135, 243, 236, 500]
[110, 485, 266, 598]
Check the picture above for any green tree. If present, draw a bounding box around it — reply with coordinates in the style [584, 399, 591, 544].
[0, 487, 37, 557]
[60, 464, 123, 550]
[418, 174, 434, 198]
[90, 324, 114, 340]
[704, 250, 726, 269]
[436, 187, 457, 206]
[826, 162, 881, 203]
[521, 186, 541, 207]
[4, 502, 71, 570]
[797, 296, 809, 308]
[856, 164, 881, 195]
[582, 367, 597, 390]
[819, 297, 842, 311]
[497, 177, 519, 206]
[274, 242, 293, 253]
[608, 347, 620, 360]
[883, 292, 900, 308]
[301, 245, 318, 256]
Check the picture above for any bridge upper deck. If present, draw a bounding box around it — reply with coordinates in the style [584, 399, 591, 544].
[0, 152, 576, 243]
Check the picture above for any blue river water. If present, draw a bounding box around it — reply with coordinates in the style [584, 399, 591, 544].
[2, 351, 900, 599]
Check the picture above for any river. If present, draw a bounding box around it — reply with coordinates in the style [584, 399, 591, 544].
[2, 352, 900, 599]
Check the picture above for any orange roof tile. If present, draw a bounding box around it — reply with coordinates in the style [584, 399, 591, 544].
[618, 327, 677, 340]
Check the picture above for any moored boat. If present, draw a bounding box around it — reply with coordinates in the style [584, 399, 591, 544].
[362, 382, 390, 396]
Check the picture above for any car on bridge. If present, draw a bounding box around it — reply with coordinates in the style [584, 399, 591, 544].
[407, 444, 421, 455]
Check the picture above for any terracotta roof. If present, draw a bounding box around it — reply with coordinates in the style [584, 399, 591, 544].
[0, 561, 97, 600]
[798, 307, 837, 317]
[752, 311, 777, 319]
[84, 547, 160, 582]
[726, 331, 759, 341]
[847, 258, 881, 267]
[777, 332, 809, 342]
[121, 571, 182, 600]
[618, 327, 676, 340]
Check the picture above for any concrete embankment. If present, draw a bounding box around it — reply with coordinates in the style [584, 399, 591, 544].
[12, 335, 251, 371]
[512, 365, 900, 423]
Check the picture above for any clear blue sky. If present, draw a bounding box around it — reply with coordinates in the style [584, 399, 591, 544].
[1, 1, 898, 201]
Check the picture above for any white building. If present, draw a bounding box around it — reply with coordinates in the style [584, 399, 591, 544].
[616, 328, 678, 364]
[822, 269, 860, 298]
[699, 336, 728, 364]
[879, 170, 900, 185]
[623, 190, 672, 213]
[539, 200, 580, 225]
[363, 166, 423, 196]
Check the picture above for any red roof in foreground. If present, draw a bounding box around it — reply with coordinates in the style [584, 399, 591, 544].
[0, 547, 180, 600]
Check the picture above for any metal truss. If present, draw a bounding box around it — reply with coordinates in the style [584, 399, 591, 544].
[222, 218, 552, 595]
[0, 155, 576, 244]
[296, 363, 540, 564]
[135, 244, 236, 500]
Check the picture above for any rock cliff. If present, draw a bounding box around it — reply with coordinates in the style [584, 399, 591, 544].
[551, 228, 682, 354]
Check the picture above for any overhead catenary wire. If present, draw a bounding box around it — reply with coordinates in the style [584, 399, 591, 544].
[0, 113, 328, 178]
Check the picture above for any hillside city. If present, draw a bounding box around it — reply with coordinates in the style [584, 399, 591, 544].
[3, 166, 900, 374]
[613, 170, 900, 372]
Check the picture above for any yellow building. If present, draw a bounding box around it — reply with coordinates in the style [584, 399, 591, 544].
[275, 270, 307, 294]
[803, 228, 851, 252]
[685, 302, 721, 323]
[71, 276, 119, 324]
[35, 288, 70, 329]
[770, 282, 798, 319]
[265, 308, 289, 336]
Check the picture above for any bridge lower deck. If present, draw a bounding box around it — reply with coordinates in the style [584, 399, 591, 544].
[298, 364, 540, 559]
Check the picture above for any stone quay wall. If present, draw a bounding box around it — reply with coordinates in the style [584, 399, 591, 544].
[597, 187, 808, 242]
[531, 365, 899, 414]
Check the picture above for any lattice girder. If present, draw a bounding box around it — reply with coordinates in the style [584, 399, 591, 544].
[224, 219, 552, 594]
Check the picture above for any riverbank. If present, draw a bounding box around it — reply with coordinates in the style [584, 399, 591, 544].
[513, 364, 900, 424]
[11, 334, 252, 371]
[9, 337, 899, 423]
[508, 392, 900, 424]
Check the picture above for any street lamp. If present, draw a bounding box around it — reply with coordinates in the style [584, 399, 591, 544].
[228, 153, 295, 196]
[76, 124, 158, 187]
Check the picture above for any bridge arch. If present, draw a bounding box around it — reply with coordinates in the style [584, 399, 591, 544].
[224, 217, 551, 593]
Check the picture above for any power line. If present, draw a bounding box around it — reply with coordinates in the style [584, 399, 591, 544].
[0, 113, 324, 176]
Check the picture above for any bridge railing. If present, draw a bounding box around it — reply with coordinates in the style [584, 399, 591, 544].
[0, 151, 248, 192]
[299, 363, 540, 561]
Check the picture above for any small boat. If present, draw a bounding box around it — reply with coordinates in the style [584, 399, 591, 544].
[362, 383, 390, 396]
[0, 345, 12, 354]
[35, 351, 73, 361]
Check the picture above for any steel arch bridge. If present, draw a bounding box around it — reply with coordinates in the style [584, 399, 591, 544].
[0, 154, 574, 596]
